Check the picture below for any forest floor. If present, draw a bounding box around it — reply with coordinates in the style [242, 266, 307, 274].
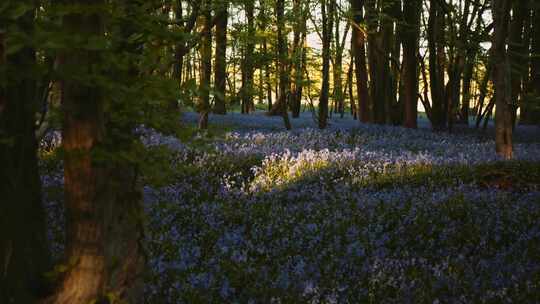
[41, 112, 540, 302]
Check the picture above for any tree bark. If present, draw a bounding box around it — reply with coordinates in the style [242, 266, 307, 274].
[350, 0, 371, 123]
[291, 0, 307, 118]
[491, 0, 513, 159]
[47, 1, 145, 302]
[402, 0, 421, 128]
[198, 0, 212, 129]
[0, 5, 51, 303]
[214, 1, 228, 114]
[319, 0, 334, 129]
[428, 0, 447, 131]
[270, 0, 292, 129]
[241, 0, 255, 114]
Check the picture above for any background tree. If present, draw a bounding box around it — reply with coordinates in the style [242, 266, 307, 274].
[319, 0, 335, 129]
[401, 0, 421, 128]
[491, 0, 513, 158]
[0, 2, 50, 302]
[214, 1, 228, 114]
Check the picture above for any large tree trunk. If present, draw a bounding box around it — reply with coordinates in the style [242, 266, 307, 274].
[53, 4, 109, 302]
[213, 1, 228, 114]
[47, 1, 145, 302]
[491, 0, 513, 159]
[319, 0, 334, 129]
[350, 0, 371, 123]
[0, 6, 51, 303]
[401, 0, 421, 128]
[521, 3, 540, 125]
[270, 0, 292, 129]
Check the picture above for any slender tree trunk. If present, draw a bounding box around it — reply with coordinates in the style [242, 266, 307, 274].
[241, 0, 255, 113]
[402, 0, 421, 128]
[319, 0, 334, 129]
[351, 0, 371, 123]
[198, 0, 212, 129]
[291, 0, 306, 118]
[334, 15, 348, 118]
[347, 55, 356, 119]
[0, 6, 51, 303]
[492, 0, 513, 158]
[172, 1, 184, 85]
[214, 1, 228, 114]
[264, 41, 273, 111]
[461, 56, 474, 125]
[475, 62, 492, 128]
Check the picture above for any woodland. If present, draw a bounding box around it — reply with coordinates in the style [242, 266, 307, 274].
[1, 0, 540, 303]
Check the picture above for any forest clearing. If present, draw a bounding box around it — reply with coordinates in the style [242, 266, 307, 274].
[2, 0, 540, 303]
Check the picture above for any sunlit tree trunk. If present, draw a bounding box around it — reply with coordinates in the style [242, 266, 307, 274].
[492, 0, 513, 159]
[47, 1, 145, 302]
[0, 5, 50, 303]
[214, 1, 228, 114]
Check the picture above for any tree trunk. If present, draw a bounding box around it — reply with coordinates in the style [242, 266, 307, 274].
[0, 6, 51, 303]
[198, 0, 212, 129]
[367, 0, 393, 125]
[47, 1, 145, 302]
[243, 0, 255, 114]
[214, 1, 228, 114]
[460, 56, 474, 125]
[291, 0, 306, 118]
[347, 56, 356, 119]
[491, 0, 513, 159]
[270, 0, 292, 129]
[428, 0, 447, 131]
[402, 0, 421, 128]
[319, 0, 334, 129]
[350, 0, 371, 123]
